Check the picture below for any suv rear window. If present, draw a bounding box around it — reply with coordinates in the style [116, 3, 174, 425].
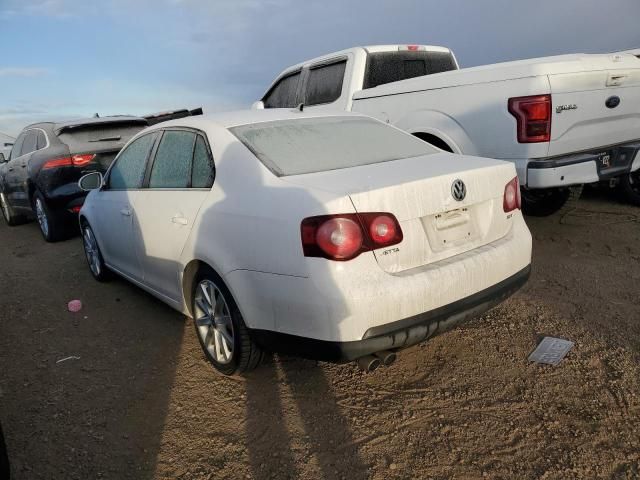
[230, 116, 436, 177]
[363, 51, 457, 89]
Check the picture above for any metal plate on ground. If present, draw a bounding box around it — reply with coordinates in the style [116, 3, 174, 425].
[528, 337, 574, 366]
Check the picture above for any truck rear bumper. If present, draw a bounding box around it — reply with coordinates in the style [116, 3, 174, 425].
[524, 141, 640, 188]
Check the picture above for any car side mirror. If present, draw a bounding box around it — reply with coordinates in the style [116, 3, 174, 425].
[79, 171, 104, 191]
[251, 101, 265, 110]
[0, 153, 5, 163]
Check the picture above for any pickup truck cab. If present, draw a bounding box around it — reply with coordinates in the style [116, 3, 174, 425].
[256, 45, 640, 214]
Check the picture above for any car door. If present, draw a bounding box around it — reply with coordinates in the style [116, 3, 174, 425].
[92, 131, 159, 281]
[5, 130, 36, 210]
[132, 129, 214, 302]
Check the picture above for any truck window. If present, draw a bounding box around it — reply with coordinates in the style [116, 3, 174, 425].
[363, 51, 457, 89]
[263, 71, 301, 108]
[304, 60, 347, 106]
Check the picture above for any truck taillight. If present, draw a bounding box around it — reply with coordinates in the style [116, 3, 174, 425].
[508, 94, 551, 143]
[503, 176, 522, 213]
[301, 213, 403, 261]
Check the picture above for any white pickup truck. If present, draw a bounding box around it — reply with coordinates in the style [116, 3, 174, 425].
[255, 45, 640, 214]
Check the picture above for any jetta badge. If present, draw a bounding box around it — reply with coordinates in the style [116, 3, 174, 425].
[451, 179, 466, 201]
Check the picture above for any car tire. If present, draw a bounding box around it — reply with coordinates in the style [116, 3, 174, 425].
[618, 170, 640, 206]
[521, 185, 582, 217]
[0, 191, 25, 227]
[0, 421, 9, 480]
[81, 222, 111, 282]
[192, 266, 263, 376]
[33, 191, 65, 242]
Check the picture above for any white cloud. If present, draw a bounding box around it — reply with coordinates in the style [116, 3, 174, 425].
[0, 67, 49, 77]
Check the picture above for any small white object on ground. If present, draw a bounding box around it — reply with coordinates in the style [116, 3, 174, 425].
[528, 337, 574, 365]
[56, 356, 81, 364]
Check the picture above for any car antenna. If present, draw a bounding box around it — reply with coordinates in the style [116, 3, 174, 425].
[297, 103, 304, 112]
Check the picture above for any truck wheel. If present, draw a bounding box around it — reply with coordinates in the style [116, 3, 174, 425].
[33, 191, 65, 242]
[617, 170, 640, 206]
[192, 266, 263, 376]
[521, 185, 583, 217]
[0, 191, 25, 226]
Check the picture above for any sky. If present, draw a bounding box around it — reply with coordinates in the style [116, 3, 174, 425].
[0, 0, 639, 138]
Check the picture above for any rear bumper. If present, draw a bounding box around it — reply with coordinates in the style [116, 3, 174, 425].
[226, 213, 532, 355]
[251, 265, 531, 362]
[524, 140, 640, 188]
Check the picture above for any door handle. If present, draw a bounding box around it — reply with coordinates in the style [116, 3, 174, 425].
[8, 168, 13, 172]
[171, 215, 188, 225]
[120, 208, 132, 216]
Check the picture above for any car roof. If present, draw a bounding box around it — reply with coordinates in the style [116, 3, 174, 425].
[145, 109, 370, 131]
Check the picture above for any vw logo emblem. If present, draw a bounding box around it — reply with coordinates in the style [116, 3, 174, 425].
[451, 179, 466, 201]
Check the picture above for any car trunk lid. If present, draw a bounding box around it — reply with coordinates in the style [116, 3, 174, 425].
[283, 153, 517, 273]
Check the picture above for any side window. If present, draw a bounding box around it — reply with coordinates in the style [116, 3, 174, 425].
[36, 130, 47, 150]
[108, 133, 157, 190]
[305, 61, 347, 106]
[149, 131, 195, 189]
[10, 133, 26, 160]
[20, 131, 38, 156]
[191, 135, 214, 188]
[263, 71, 301, 108]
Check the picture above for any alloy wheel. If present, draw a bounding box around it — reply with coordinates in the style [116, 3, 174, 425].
[35, 198, 49, 237]
[0, 194, 9, 221]
[194, 279, 235, 364]
[83, 227, 101, 277]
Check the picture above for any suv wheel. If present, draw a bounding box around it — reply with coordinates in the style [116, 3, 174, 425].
[193, 266, 263, 376]
[33, 191, 64, 242]
[0, 191, 24, 226]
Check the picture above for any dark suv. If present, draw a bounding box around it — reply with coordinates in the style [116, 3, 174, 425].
[0, 116, 148, 241]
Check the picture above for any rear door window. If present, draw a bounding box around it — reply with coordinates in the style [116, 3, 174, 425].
[263, 71, 301, 108]
[20, 131, 38, 156]
[36, 130, 47, 150]
[304, 60, 347, 106]
[108, 133, 158, 189]
[191, 135, 214, 188]
[148, 131, 195, 189]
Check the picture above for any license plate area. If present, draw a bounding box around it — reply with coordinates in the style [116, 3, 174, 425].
[423, 207, 479, 252]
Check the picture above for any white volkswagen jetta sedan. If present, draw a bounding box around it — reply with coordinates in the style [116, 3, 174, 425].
[78, 110, 532, 375]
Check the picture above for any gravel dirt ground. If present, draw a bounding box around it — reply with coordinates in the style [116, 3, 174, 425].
[1, 189, 639, 480]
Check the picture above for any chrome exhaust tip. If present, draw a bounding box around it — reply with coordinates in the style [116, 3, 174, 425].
[374, 350, 397, 366]
[356, 355, 381, 373]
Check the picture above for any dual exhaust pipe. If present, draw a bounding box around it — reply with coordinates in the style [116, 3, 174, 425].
[356, 350, 396, 372]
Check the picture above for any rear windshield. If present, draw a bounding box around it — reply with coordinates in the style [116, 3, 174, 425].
[57, 123, 147, 148]
[363, 51, 457, 89]
[230, 116, 436, 176]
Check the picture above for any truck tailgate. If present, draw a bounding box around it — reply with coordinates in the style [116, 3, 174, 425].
[548, 57, 640, 157]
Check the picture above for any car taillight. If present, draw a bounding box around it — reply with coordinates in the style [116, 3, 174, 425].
[508, 94, 551, 143]
[43, 154, 96, 169]
[301, 213, 403, 261]
[71, 154, 96, 167]
[503, 176, 522, 213]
